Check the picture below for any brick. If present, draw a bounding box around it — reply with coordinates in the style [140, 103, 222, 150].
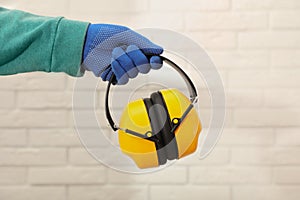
[68, 186, 147, 200]
[0, 75, 20, 90]
[276, 128, 300, 145]
[271, 11, 300, 28]
[232, 0, 300, 10]
[234, 109, 300, 127]
[239, 31, 300, 48]
[188, 31, 237, 50]
[0, 91, 15, 108]
[274, 167, 300, 183]
[0, 148, 66, 166]
[211, 50, 269, 69]
[226, 89, 263, 107]
[0, 167, 26, 184]
[233, 186, 300, 200]
[271, 50, 300, 68]
[69, 0, 148, 15]
[72, 110, 101, 128]
[265, 89, 300, 107]
[177, 147, 230, 165]
[0, 129, 27, 146]
[219, 128, 274, 145]
[11, 0, 68, 16]
[0, 110, 68, 128]
[128, 13, 185, 30]
[150, 186, 230, 200]
[0, 73, 66, 91]
[74, 128, 113, 148]
[68, 148, 99, 165]
[66, 72, 99, 91]
[17, 91, 71, 108]
[228, 69, 300, 88]
[29, 129, 81, 147]
[29, 167, 106, 184]
[232, 147, 300, 165]
[190, 166, 272, 184]
[0, 186, 65, 200]
[149, 0, 229, 11]
[187, 12, 268, 31]
[108, 166, 186, 184]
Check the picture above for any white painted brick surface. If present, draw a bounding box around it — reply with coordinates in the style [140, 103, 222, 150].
[0, 167, 26, 184]
[0, 91, 15, 108]
[17, 91, 72, 108]
[228, 69, 300, 88]
[190, 166, 272, 184]
[232, 147, 300, 165]
[187, 12, 268, 31]
[108, 166, 186, 184]
[234, 109, 300, 127]
[0, 148, 66, 166]
[29, 129, 81, 147]
[239, 31, 300, 48]
[68, 148, 99, 165]
[188, 31, 237, 50]
[0, 110, 69, 128]
[232, 186, 300, 200]
[274, 167, 300, 183]
[0, 186, 65, 200]
[232, 0, 300, 10]
[28, 167, 106, 184]
[1, 0, 300, 199]
[69, 0, 148, 15]
[219, 128, 274, 145]
[271, 11, 300, 29]
[211, 50, 269, 69]
[150, 186, 230, 200]
[0, 73, 66, 90]
[275, 128, 300, 146]
[149, 0, 230, 11]
[265, 89, 300, 107]
[68, 186, 147, 200]
[271, 50, 300, 68]
[0, 129, 27, 146]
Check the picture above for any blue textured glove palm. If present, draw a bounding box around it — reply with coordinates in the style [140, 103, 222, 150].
[82, 24, 163, 84]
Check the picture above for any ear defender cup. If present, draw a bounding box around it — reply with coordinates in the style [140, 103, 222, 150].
[160, 89, 202, 158]
[118, 88, 202, 169]
[118, 99, 160, 168]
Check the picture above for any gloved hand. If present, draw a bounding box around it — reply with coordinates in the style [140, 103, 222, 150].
[82, 24, 163, 85]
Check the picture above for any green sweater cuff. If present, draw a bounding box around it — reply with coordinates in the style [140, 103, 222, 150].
[51, 18, 89, 77]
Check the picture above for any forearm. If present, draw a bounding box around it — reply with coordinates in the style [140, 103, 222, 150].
[0, 7, 89, 77]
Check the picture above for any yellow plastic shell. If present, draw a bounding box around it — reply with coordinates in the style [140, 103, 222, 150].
[118, 99, 158, 169]
[160, 89, 202, 158]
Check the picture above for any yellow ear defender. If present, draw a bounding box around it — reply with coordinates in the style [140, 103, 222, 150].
[105, 56, 202, 169]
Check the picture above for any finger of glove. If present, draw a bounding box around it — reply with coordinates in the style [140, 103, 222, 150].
[126, 45, 151, 74]
[111, 59, 129, 85]
[112, 47, 138, 78]
[125, 30, 164, 55]
[101, 67, 113, 81]
[150, 56, 163, 70]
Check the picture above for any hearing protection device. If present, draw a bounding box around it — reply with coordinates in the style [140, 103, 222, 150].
[105, 56, 202, 169]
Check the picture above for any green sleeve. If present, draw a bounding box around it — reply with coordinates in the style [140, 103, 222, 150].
[0, 7, 89, 77]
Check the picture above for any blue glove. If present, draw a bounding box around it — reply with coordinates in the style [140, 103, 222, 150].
[82, 24, 163, 85]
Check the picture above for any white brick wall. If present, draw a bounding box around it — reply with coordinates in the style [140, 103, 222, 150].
[1, 0, 300, 199]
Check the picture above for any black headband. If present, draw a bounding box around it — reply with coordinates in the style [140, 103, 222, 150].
[105, 55, 198, 131]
